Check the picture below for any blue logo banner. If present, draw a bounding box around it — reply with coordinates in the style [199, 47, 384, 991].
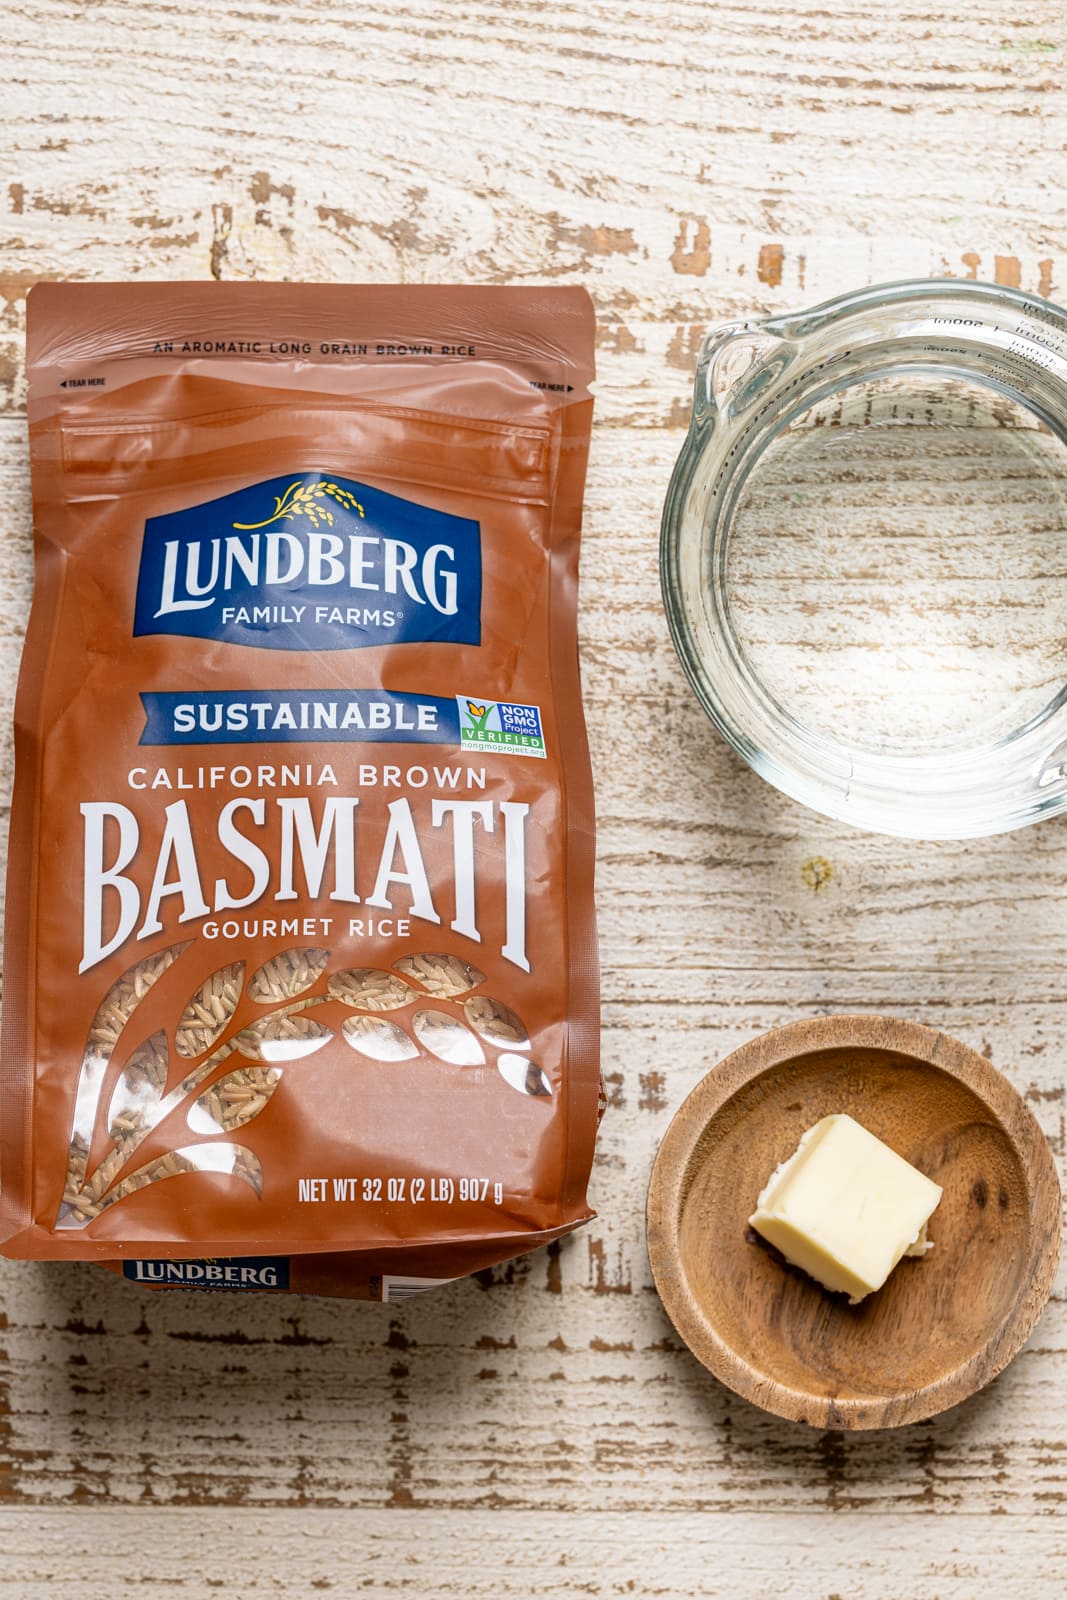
[140, 690, 462, 745]
[123, 1257, 291, 1290]
[134, 471, 481, 651]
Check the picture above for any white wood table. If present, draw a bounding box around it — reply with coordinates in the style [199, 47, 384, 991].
[2, 2, 1066, 1594]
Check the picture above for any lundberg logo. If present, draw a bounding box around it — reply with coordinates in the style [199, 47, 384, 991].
[123, 1257, 290, 1290]
[134, 472, 482, 651]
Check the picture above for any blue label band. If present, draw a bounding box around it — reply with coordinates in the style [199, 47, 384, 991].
[134, 472, 482, 652]
[140, 690, 462, 745]
[123, 1257, 291, 1290]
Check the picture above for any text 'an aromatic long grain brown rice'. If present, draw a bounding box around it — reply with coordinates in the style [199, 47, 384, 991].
[0, 283, 600, 1301]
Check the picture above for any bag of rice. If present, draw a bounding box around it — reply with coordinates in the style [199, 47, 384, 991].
[1, 282, 599, 1300]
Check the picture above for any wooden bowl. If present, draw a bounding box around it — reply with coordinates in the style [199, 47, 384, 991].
[646, 1015, 1062, 1429]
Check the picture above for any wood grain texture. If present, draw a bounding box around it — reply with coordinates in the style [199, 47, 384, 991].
[2, 0, 1067, 1593]
[647, 1015, 1062, 1427]
[1, 1508, 1065, 1599]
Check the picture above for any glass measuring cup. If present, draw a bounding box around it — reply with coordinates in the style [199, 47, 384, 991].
[660, 279, 1067, 839]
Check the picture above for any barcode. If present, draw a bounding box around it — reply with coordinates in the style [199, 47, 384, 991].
[381, 1275, 456, 1303]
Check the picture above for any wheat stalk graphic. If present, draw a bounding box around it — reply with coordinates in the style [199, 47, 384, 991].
[57, 946, 551, 1231]
[232, 479, 365, 531]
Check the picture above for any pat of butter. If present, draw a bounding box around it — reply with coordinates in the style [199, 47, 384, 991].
[748, 1113, 943, 1303]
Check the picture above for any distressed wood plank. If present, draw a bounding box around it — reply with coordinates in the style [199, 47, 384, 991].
[2, 2, 1066, 421]
[0, 1251, 1062, 1513]
[0, 1507, 1064, 1600]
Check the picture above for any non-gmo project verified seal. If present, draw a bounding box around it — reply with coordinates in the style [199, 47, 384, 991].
[457, 696, 546, 758]
[123, 1257, 289, 1291]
